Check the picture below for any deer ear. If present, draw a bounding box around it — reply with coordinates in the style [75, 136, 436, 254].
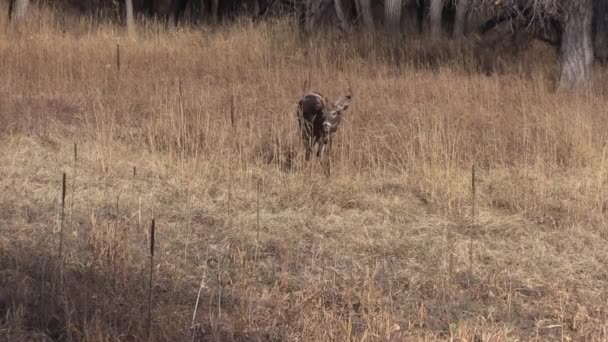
[334, 95, 352, 113]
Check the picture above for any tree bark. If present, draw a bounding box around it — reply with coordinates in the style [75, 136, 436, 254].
[453, 0, 469, 38]
[252, 0, 261, 15]
[125, 0, 135, 32]
[385, 0, 402, 36]
[356, 0, 374, 31]
[334, 0, 350, 32]
[211, 0, 218, 23]
[9, 0, 29, 21]
[594, 0, 608, 61]
[303, 0, 332, 33]
[560, 0, 594, 88]
[429, 0, 443, 39]
[143, 0, 154, 17]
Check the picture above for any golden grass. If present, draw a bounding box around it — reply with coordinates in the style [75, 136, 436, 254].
[1, 4, 608, 341]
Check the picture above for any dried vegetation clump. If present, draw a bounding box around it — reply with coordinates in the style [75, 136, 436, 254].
[1, 4, 608, 342]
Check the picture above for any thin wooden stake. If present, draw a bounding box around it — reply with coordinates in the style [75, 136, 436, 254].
[132, 165, 136, 192]
[58, 172, 67, 265]
[230, 93, 236, 129]
[69, 143, 78, 223]
[148, 218, 156, 340]
[255, 179, 261, 261]
[469, 164, 476, 278]
[257, 179, 261, 235]
[112, 194, 120, 286]
[116, 43, 121, 73]
[447, 223, 453, 281]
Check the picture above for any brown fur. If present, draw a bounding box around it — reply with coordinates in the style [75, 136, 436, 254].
[296, 91, 352, 163]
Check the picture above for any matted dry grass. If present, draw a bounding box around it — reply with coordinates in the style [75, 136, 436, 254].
[1, 4, 608, 341]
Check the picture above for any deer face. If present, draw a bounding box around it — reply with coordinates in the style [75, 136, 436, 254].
[321, 95, 351, 139]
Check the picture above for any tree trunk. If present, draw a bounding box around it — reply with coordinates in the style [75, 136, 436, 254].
[594, 0, 608, 61]
[305, 0, 315, 32]
[385, 0, 402, 36]
[334, 0, 350, 32]
[304, 0, 331, 33]
[416, 0, 425, 34]
[9, 0, 29, 21]
[252, 0, 261, 15]
[560, 0, 594, 88]
[125, 0, 135, 33]
[453, 0, 469, 38]
[356, 0, 374, 31]
[211, 0, 218, 23]
[429, 0, 442, 39]
[143, 0, 154, 17]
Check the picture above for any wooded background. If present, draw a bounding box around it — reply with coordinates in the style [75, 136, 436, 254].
[6, 0, 608, 88]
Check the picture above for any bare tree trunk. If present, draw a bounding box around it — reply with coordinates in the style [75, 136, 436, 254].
[560, 0, 594, 88]
[304, 0, 331, 33]
[334, 0, 350, 32]
[125, 0, 135, 33]
[211, 0, 219, 23]
[385, 0, 402, 36]
[356, 0, 374, 31]
[9, 0, 29, 21]
[453, 0, 469, 38]
[143, 0, 154, 17]
[305, 0, 315, 32]
[429, 0, 442, 39]
[594, 0, 608, 61]
[252, 0, 261, 15]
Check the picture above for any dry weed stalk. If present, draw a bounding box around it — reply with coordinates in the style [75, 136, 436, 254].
[446, 223, 454, 281]
[191, 274, 207, 342]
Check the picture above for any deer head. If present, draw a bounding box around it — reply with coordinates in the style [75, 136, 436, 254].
[321, 94, 352, 140]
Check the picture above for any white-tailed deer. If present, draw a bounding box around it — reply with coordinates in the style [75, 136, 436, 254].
[296, 90, 352, 164]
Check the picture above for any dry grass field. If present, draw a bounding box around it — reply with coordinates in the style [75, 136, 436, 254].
[1, 4, 608, 341]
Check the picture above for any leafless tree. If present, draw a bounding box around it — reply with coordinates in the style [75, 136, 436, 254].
[594, 0, 608, 61]
[473, 0, 595, 87]
[385, 0, 403, 36]
[560, 0, 593, 87]
[8, 0, 29, 21]
[454, 0, 470, 37]
[356, 0, 374, 31]
[125, 0, 134, 32]
[333, 0, 351, 32]
[430, 0, 443, 38]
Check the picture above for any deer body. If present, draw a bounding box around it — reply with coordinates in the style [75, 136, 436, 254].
[297, 91, 352, 162]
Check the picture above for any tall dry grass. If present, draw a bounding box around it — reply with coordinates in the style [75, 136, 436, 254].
[1, 4, 608, 341]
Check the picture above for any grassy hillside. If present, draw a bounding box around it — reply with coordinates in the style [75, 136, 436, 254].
[1, 5, 608, 341]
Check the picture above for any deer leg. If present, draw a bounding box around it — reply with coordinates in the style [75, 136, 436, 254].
[305, 144, 313, 161]
[316, 141, 325, 159]
[318, 142, 331, 177]
[318, 136, 333, 158]
[303, 134, 314, 161]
